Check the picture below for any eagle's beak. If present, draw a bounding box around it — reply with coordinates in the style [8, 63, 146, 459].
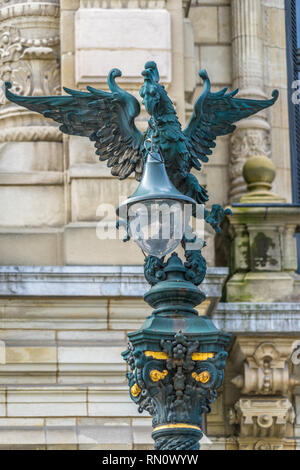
[141, 69, 151, 78]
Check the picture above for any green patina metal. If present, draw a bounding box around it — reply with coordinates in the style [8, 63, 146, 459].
[5, 61, 279, 450]
[122, 253, 230, 450]
[4, 61, 278, 232]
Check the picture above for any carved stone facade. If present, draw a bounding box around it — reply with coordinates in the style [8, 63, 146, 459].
[0, 0, 63, 264]
[227, 337, 298, 450]
[0, 1, 61, 138]
[0, 0, 298, 451]
[229, 398, 295, 450]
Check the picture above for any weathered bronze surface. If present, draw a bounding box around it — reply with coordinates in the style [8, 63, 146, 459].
[5, 61, 278, 229]
[6, 61, 279, 451]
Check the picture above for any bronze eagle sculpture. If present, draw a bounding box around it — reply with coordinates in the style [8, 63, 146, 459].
[4, 61, 278, 230]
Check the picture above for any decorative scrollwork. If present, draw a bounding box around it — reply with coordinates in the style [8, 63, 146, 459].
[144, 255, 166, 285]
[130, 383, 141, 397]
[143, 248, 208, 288]
[150, 369, 168, 382]
[192, 371, 210, 383]
[123, 331, 228, 449]
[184, 248, 207, 286]
[204, 204, 233, 234]
[0, 25, 60, 107]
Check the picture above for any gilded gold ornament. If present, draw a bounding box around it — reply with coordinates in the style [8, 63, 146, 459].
[192, 352, 214, 361]
[145, 351, 168, 360]
[192, 371, 210, 383]
[131, 383, 141, 397]
[153, 423, 201, 432]
[150, 369, 168, 382]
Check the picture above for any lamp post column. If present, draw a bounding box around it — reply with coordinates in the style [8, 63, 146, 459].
[122, 252, 231, 450]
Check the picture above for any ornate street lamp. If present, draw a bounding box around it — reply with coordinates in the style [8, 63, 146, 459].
[117, 143, 195, 257]
[117, 143, 231, 450]
[5, 60, 278, 450]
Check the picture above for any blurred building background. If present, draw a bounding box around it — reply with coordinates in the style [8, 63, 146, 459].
[0, 0, 299, 450]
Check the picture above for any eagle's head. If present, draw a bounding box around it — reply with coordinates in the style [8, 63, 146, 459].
[140, 62, 161, 116]
[139, 61, 175, 118]
[141, 61, 159, 83]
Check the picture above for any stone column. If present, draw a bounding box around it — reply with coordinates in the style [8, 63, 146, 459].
[0, 0, 64, 265]
[0, 0, 61, 140]
[229, 0, 271, 202]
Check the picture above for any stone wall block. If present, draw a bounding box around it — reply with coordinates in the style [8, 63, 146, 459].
[189, 6, 218, 44]
[75, 8, 172, 86]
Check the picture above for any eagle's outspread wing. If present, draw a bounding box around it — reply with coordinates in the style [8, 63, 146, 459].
[4, 69, 144, 180]
[183, 70, 279, 171]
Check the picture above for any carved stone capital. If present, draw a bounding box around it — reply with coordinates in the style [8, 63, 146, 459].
[0, 4, 61, 141]
[0, 125, 62, 142]
[0, 25, 60, 102]
[0, 1, 59, 21]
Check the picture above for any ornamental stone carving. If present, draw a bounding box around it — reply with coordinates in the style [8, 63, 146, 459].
[230, 129, 270, 163]
[229, 398, 295, 449]
[79, 0, 167, 9]
[228, 337, 298, 450]
[0, 0, 59, 21]
[0, 1, 61, 141]
[231, 339, 299, 396]
[0, 26, 60, 103]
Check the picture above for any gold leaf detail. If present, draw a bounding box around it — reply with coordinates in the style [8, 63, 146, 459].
[192, 371, 210, 383]
[130, 383, 141, 397]
[153, 423, 201, 432]
[192, 352, 214, 361]
[149, 369, 168, 382]
[144, 351, 168, 360]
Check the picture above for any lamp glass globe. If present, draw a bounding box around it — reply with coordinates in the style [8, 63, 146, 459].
[128, 199, 184, 258]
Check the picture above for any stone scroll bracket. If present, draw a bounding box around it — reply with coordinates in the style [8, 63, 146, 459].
[225, 336, 299, 450]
